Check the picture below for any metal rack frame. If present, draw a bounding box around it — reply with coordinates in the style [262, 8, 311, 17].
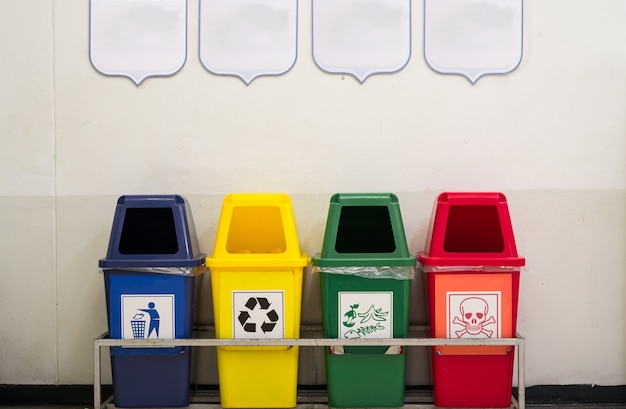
[93, 328, 525, 409]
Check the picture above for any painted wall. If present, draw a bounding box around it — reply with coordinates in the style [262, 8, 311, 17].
[0, 0, 624, 388]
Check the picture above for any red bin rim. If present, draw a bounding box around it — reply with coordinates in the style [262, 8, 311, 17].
[418, 192, 525, 267]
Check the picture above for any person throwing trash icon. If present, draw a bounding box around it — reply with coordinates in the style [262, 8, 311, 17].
[139, 302, 160, 338]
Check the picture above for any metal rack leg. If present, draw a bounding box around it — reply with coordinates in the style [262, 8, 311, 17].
[93, 339, 101, 409]
[518, 335, 525, 409]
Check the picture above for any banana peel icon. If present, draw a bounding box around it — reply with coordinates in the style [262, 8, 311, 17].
[342, 304, 359, 327]
[358, 305, 388, 324]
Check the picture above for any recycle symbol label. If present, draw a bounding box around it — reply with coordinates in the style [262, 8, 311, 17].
[232, 291, 284, 339]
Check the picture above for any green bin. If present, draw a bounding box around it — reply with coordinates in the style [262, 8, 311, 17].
[312, 193, 416, 408]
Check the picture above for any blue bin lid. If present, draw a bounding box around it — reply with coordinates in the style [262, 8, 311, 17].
[99, 195, 205, 268]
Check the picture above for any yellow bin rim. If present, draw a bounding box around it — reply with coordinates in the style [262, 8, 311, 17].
[206, 193, 309, 268]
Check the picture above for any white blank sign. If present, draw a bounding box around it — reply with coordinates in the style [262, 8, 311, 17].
[312, 0, 412, 83]
[424, 0, 523, 83]
[90, 0, 187, 85]
[199, 0, 298, 85]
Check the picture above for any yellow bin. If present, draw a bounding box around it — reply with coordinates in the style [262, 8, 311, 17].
[206, 193, 309, 408]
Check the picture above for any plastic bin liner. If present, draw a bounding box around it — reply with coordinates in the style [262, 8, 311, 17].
[313, 264, 414, 280]
[420, 265, 524, 273]
[99, 266, 197, 276]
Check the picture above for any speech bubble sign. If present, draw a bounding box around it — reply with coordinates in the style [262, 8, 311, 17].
[312, 0, 412, 83]
[199, 0, 298, 85]
[89, 0, 187, 85]
[424, 0, 523, 84]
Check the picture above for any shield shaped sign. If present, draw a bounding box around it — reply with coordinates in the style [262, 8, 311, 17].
[89, 0, 187, 85]
[424, 0, 523, 83]
[312, 0, 412, 83]
[199, 0, 298, 85]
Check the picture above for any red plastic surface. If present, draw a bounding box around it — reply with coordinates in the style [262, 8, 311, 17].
[419, 192, 525, 408]
[432, 351, 515, 408]
[418, 192, 525, 267]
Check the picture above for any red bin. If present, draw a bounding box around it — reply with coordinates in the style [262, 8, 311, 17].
[418, 192, 525, 408]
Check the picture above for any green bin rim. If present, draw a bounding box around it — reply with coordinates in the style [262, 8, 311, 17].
[319, 192, 413, 263]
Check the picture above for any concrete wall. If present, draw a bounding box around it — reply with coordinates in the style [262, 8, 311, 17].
[0, 0, 624, 387]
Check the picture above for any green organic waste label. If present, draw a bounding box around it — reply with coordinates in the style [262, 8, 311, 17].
[338, 292, 393, 339]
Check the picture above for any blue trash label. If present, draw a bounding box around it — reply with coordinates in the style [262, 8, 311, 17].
[121, 294, 175, 339]
[338, 292, 393, 339]
[446, 291, 501, 338]
[232, 291, 284, 339]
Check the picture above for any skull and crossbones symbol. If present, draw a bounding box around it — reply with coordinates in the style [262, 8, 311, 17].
[452, 297, 496, 338]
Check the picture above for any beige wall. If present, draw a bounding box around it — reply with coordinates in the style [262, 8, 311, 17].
[0, 0, 624, 387]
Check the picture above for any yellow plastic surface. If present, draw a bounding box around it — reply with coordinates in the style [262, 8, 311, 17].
[207, 193, 309, 268]
[216, 346, 300, 408]
[206, 193, 308, 408]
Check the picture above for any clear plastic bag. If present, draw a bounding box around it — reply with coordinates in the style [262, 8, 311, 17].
[313, 265, 414, 280]
[99, 266, 197, 276]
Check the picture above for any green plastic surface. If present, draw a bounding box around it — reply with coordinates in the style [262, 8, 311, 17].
[325, 352, 407, 408]
[321, 273, 411, 407]
[315, 193, 417, 407]
[313, 193, 416, 267]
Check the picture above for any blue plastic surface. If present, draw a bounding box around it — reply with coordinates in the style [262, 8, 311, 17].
[99, 195, 205, 268]
[105, 271, 195, 407]
[110, 353, 192, 408]
[99, 195, 203, 408]
[105, 270, 194, 356]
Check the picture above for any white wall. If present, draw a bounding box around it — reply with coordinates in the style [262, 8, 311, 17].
[0, 0, 624, 387]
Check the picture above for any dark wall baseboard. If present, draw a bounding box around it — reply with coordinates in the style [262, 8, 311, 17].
[1, 384, 625, 405]
[0, 384, 112, 405]
[517, 385, 626, 404]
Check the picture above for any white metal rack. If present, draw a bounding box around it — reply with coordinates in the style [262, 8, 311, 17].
[93, 327, 525, 409]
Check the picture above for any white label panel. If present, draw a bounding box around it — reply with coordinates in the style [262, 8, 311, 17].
[233, 291, 285, 338]
[447, 291, 501, 338]
[338, 291, 393, 339]
[121, 294, 175, 339]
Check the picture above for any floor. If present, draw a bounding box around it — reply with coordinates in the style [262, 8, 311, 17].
[3, 405, 626, 409]
[3, 392, 625, 409]
[3, 386, 625, 409]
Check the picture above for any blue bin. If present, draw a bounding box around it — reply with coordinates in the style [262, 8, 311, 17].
[99, 195, 206, 408]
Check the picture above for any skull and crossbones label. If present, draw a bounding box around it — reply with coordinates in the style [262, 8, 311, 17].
[447, 292, 501, 339]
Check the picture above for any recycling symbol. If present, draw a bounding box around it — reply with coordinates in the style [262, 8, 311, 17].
[237, 297, 279, 334]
